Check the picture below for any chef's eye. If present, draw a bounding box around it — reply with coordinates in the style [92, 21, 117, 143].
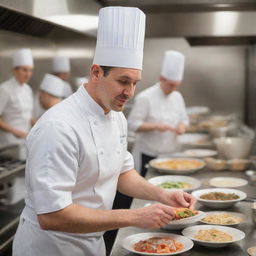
[118, 80, 130, 85]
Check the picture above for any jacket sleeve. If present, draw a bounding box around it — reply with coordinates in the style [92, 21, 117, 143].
[127, 95, 149, 132]
[26, 120, 79, 214]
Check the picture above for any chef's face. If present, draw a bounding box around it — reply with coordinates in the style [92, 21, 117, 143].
[90, 65, 141, 112]
[54, 72, 69, 81]
[13, 66, 33, 84]
[160, 76, 181, 95]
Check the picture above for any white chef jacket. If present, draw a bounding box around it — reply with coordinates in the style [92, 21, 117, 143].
[128, 83, 189, 170]
[0, 77, 33, 159]
[13, 85, 134, 256]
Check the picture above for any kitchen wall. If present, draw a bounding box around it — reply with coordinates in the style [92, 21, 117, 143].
[0, 30, 247, 120]
[0, 30, 95, 92]
[137, 37, 247, 119]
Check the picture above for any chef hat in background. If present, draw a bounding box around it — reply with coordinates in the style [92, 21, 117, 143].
[12, 48, 34, 68]
[161, 51, 185, 81]
[40, 74, 66, 98]
[52, 56, 70, 73]
[74, 77, 89, 88]
[93, 6, 146, 70]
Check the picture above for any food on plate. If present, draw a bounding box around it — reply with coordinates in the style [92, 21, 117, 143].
[200, 192, 239, 200]
[134, 236, 184, 253]
[153, 159, 204, 170]
[202, 213, 243, 225]
[158, 181, 192, 189]
[174, 208, 198, 220]
[194, 228, 232, 242]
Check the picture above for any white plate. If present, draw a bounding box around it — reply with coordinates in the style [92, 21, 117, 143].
[199, 211, 246, 226]
[183, 149, 217, 158]
[147, 175, 201, 192]
[149, 158, 206, 175]
[192, 188, 247, 209]
[163, 211, 206, 230]
[182, 225, 245, 247]
[122, 232, 194, 255]
[177, 133, 212, 147]
[209, 177, 248, 188]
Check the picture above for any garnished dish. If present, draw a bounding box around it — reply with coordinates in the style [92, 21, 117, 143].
[152, 159, 204, 170]
[159, 181, 192, 189]
[201, 212, 244, 225]
[134, 237, 184, 254]
[182, 225, 245, 248]
[122, 232, 194, 255]
[174, 208, 198, 220]
[200, 192, 239, 200]
[194, 228, 232, 242]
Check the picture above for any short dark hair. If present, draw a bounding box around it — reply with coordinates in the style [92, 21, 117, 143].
[100, 66, 114, 77]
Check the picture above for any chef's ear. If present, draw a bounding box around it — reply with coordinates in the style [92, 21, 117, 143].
[90, 64, 104, 82]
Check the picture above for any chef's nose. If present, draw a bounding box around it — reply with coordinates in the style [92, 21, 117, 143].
[124, 84, 135, 98]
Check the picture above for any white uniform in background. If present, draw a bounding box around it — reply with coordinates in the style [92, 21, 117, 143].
[33, 74, 66, 119]
[74, 76, 89, 90]
[0, 49, 34, 159]
[52, 56, 73, 98]
[13, 6, 145, 256]
[128, 51, 189, 171]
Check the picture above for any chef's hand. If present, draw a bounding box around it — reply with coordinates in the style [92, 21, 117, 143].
[12, 129, 27, 138]
[132, 203, 175, 229]
[175, 123, 186, 135]
[155, 123, 176, 132]
[159, 190, 197, 210]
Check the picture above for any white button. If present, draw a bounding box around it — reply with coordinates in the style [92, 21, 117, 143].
[98, 149, 104, 155]
[117, 150, 121, 154]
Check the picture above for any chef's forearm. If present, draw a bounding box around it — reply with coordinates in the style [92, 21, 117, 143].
[137, 122, 158, 132]
[0, 118, 17, 134]
[117, 169, 166, 202]
[37, 204, 140, 233]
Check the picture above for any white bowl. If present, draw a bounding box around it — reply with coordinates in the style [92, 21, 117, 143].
[149, 158, 206, 175]
[122, 232, 194, 255]
[182, 225, 245, 247]
[199, 211, 246, 226]
[209, 177, 248, 188]
[147, 175, 201, 192]
[183, 149, 217, 158]
[191, 188, 247, 209]
[178, 133, 212, 147]
[214, 137, 252, 160]
[163, 211, 206, 231]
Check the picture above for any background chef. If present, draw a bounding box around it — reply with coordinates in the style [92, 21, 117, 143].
[37, 73, 66, 117]
[13, 7, 195, 256]
[0, 48, 34, 160]
[33, 56, 73, 119]
[128, 50, 189, 176]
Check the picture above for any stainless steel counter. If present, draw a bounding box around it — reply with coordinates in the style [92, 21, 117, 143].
[110, 167, 256, 256]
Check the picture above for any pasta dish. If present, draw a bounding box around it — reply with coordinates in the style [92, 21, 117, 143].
[202, 213, 243, 225]
[134, 237, 184, 253]
[194, 228, 233, 242]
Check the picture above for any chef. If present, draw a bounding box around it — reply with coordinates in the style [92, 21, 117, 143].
[13, 8, 196, 256]
[0, 48, 34, 160]
[52, 55, 73, 97]
[128, 51, 189, 176]
[37, 73, 66, 117]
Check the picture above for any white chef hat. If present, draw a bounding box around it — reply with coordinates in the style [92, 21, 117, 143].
[40, 74, 66, 98]
[52, 56, 70, 73]
[93, 6, 145, 70]
[161, 51, 185, 81]
[12, 48, 34, 68]
[75, 77, 89, 88]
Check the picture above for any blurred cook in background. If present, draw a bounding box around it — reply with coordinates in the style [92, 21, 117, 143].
[33, 56, 73, 120]
[74, 76, 89, 90]
[52, 56, 73, 98]
[37, 74, 66, 118]
[128, 50, 189, 176]
[0, 48, 34, 160]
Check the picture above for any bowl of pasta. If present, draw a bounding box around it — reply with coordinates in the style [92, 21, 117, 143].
[122, 232, 194, 255]
[147, 175, 201, 192]
[182, 225, 245, 247]
[192, 188, 247, 209]
[149, 158, 206, 175]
